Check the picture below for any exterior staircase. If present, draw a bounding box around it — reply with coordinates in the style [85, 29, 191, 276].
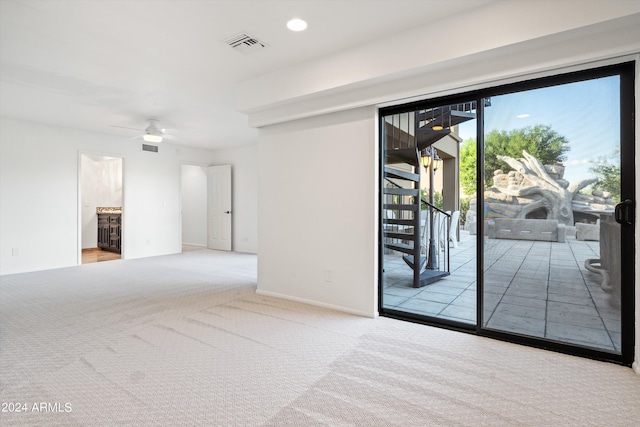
[383, 152, 450, 288]
[381, 103, 481, 288]
[384, 165, 424, 288]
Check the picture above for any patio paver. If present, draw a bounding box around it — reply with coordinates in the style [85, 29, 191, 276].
[382, 229, 622, 353]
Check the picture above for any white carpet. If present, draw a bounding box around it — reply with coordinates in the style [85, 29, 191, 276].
[0, 249, 638, 426]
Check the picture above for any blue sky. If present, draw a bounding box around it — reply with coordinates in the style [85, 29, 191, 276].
[458, 76, 620, 185]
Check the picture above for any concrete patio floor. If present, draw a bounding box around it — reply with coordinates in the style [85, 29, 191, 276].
[382, 230, 622, 353]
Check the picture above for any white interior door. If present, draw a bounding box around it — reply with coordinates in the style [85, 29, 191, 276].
[207, 165, 232, 251]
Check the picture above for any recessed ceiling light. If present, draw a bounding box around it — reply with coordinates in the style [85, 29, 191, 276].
[516, 113, 530, 119]
[287, 18, 307, 31]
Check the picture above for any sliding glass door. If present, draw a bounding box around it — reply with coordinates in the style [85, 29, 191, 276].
[379, 62, 635, 364]
[481, 74, 627, 355]
[380, 101, 478, 326]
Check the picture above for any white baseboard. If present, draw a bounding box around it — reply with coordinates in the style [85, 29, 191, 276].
[255, 289, 376, 318]
[182, 243, 206, 247]
[633, 361, 640, 375]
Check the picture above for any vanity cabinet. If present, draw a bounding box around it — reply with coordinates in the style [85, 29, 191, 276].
[97, 213, 121, 253]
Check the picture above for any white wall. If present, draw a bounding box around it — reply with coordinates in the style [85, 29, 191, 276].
[81, 155, 123, 249]
[0, 117, 258, 275]
[180, 164, 207, 247]
[257, 107, 378, 317]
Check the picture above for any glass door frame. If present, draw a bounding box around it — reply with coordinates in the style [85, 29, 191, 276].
[378, 61, 635, 366]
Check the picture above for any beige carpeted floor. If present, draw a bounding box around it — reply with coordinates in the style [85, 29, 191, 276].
[0, 249, 638, 426]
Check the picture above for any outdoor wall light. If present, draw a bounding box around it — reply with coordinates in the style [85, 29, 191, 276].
[421, 147, 442, 170]
[421, 148, 432, 169]
[433, 153, 442, 171]
[422, 145, 441, 271]
[432, 125, 444, 131]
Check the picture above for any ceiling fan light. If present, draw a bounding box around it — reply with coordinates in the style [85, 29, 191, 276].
[143, 134, 163, 143]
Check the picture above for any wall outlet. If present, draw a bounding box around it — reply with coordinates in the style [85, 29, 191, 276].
[11, 248, 19, 256]
[324, 269, 333, 283]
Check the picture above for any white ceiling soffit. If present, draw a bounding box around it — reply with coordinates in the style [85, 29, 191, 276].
[237, 2, 640, 128]
[0, 0, 496, 151]
[3, 1, 640, 149]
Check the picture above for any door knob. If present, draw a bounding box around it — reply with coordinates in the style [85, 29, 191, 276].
[614, 199, 633, 225]
[224, 210, 231, 214]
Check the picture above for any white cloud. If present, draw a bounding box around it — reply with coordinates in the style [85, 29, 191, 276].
[567, 158, 590, 166]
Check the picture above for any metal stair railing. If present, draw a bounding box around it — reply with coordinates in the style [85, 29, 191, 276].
[383, 178, 450, 279]
[420, 199, 451, 276]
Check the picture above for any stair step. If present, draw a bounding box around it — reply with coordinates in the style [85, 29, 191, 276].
[416, 128, 451, 150]
[402, 254, 427, 270]
[384, 231, 417, 240]
[385, 148, 419, 166]
[384, 242, 416, 255]
[384, 167, 420, 182]
[418, 269, 450, 287]
[384, 203, 418, 212]
[384, 218, 415, 226]
[383, 187, 419, 196]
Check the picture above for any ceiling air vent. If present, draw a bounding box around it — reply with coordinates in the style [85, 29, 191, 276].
[224, 32, 268, 54]
[142, 144, 158, 153]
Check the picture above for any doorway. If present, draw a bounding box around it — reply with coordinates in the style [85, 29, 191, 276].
[181, 164, 208, 251]
[379, 62, 635, 365]
[180, 164, 233, 252]
[79, 153, 124, 264]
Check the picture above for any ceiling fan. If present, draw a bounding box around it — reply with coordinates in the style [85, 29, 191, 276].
[109, 119, 179, 143]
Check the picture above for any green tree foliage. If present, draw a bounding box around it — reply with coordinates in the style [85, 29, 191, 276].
[458, 196, 471, 226]
[460, 139, 477, 195]
[459, 125, 570, 194]
[590, 152, 620, 202]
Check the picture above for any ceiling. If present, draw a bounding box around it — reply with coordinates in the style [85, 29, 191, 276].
[0, 0, 493, 150]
